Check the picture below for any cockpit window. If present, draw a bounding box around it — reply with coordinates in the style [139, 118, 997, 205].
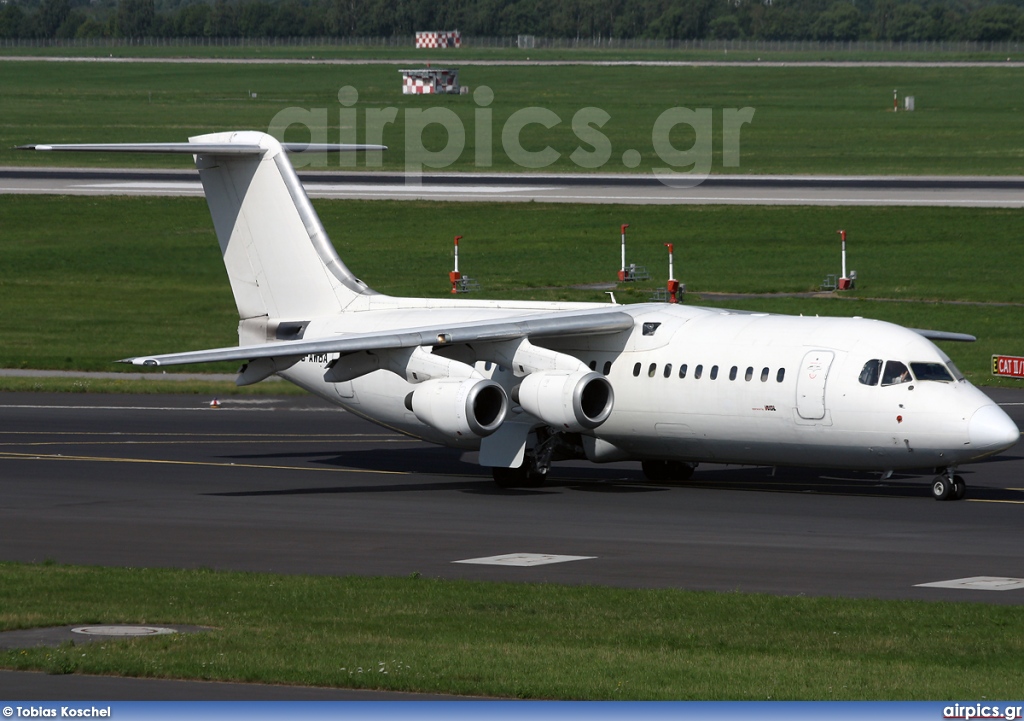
[946, 361, 965, 381]
[881, 360, 912, 386]
[859, 359, 882, 386]
[910, 362, 955, 382]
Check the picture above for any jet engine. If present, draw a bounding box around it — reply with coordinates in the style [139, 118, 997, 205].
[406, 378, 509, 439]
[514, 370, 614, 432]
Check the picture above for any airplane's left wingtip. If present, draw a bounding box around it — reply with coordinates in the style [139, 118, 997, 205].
[117, 357, 160, 366]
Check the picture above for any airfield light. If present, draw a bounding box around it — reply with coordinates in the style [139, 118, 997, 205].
[837, 230, 854, 290]
[450, 235, 463, 294]
[664, 243, 680, 304]
[618, 224, 630, 281]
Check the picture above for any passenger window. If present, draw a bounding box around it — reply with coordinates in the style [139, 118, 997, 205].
[859, 359, 882, 386]
[710, 365, 719, 380]
[588, 360, 597, 371]
[881, 360, 912, 386]
[664, 363, 673, 378]
[679, 363, 688, 379]
[760, 367, 769, 382]
[694, 364, 703, 379]
[745, 367, 754, 381]
[910, 362, 954, 383]
[648, 363, 657, 378]
[776, 368, 785, 383]
[603, 361, 612, 376]
[632, 362, 641, 377]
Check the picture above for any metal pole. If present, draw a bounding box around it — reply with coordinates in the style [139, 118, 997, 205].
[620, 224, 628, 275]
[838, 230, 847, 280]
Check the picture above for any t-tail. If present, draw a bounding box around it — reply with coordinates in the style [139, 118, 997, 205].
[19, 131, 384, 344]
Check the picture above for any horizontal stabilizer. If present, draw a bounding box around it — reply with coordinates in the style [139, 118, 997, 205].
[911, 328, 976, 343]
[120, 308, 635, 367]
[16, 142, 386, 154]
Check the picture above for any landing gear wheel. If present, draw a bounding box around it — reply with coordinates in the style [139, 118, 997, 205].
[642, 460, 697, 483]
[673, 462, 697, 481]
[523, 469, 548, 489]
[931, 475, 953, 501]
[491, 460, 548, 489]
[642, 460, 671, 482]
[952, 475, 967, 501]
[492, 465, 527, 489]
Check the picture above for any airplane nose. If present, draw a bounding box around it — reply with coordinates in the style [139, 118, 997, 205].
[968, 404, 1020, 452]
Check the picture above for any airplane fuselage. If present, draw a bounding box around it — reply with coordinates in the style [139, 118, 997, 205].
[279, 301, 1017, 474]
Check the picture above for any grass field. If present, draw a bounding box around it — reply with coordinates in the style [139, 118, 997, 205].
[0, 195, 1020, 386]
[3, 562, 1024, 699]
[2, 62, 1023, 175]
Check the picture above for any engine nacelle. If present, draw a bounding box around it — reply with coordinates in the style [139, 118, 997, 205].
[406, 378, 509, 439]
[514, 370, 614, 432]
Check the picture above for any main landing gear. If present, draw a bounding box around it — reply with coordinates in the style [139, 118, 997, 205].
[492, 460, 548, 489]
[931, 469, 967, 501]
[641, 460, 698, 483]
[491, 430, 558, 489]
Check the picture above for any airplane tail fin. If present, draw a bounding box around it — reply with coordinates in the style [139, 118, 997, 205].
[20, 131, 381, 344]
[190, 132, 376, 341]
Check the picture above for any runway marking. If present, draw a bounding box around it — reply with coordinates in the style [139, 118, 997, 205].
[0, 450, 410, 476]
[453, 553, 596, 567]
[915, 576, 1024, 591]
[966, 499, 1024, 505]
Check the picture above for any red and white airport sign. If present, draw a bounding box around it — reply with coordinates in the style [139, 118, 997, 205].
[992, 355, 1024, 378]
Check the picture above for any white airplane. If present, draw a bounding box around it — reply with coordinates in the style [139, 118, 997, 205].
[23, 131, 1020, 500]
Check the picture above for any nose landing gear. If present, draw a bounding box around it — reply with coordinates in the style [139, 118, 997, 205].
[931, 470, 966, 501]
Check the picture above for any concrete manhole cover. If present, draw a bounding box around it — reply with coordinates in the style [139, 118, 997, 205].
[71, 626, 179, 637]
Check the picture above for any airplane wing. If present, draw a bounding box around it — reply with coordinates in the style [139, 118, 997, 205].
[910, 328, 976, 343]
[119, 307, 635, 366]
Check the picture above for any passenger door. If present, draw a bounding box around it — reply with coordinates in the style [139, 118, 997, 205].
[796, 350, 835, 420]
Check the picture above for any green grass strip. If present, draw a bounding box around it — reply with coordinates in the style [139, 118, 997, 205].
[0, 195, 1020, 386]
[2, 62, 1023, 175]
[1, 562, 1022, 699]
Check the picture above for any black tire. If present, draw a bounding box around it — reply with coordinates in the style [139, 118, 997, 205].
[523, 469, 548, 489]
[642, 460, 671, 482]
[643, 460, 697, 483]
[931, 475, 953, 501]
[952, 475, 967, 501]
[670, 461, 697, 481]
[492, 460, 548, 489]
[492, 465, 529, 488]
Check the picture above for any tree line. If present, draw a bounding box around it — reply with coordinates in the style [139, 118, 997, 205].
[2, 0, 1023, 42]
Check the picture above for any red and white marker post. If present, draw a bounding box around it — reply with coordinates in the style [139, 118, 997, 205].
[664, 243, 679, 303]
[449, 235, 462, 294]
[837, 229, 852, 290]
[617, 224, 629, 281]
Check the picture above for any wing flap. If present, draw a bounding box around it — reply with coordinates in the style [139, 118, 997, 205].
[120, 308, 635, 367]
